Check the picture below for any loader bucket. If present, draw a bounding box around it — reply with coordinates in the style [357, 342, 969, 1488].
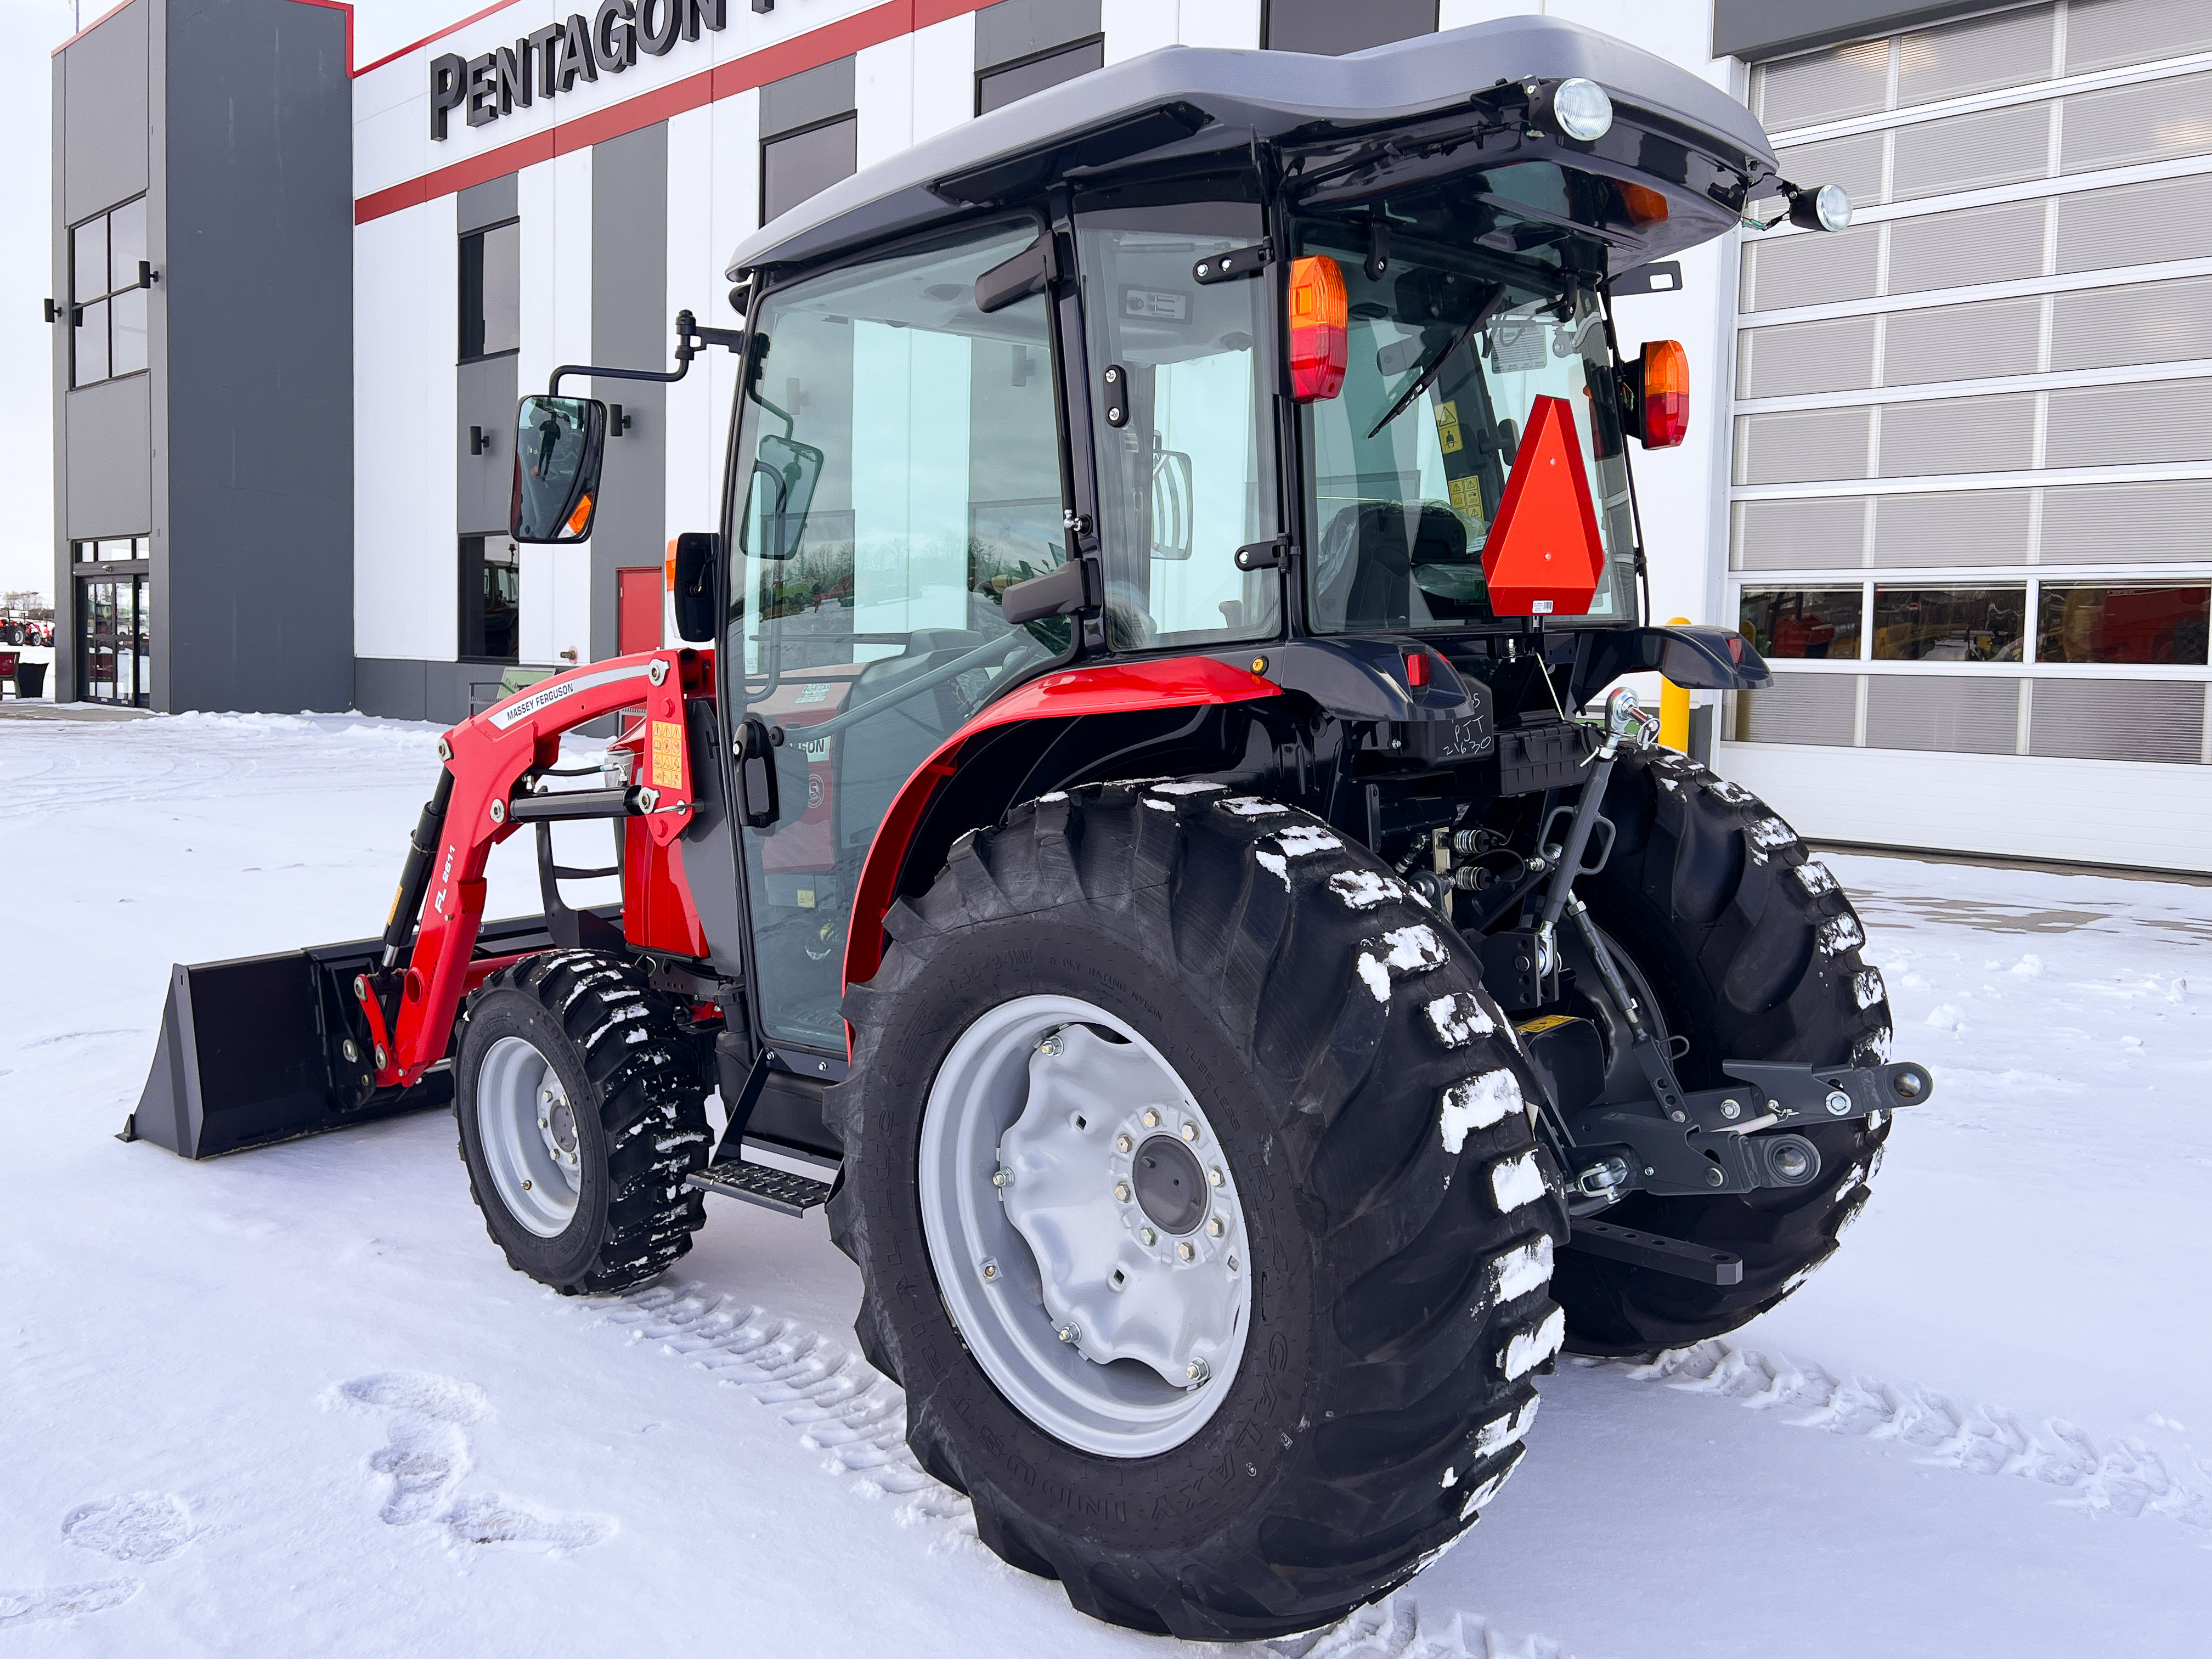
[124, 938, 449, 1160]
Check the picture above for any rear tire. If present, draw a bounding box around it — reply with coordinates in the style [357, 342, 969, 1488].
[829, 781, 1568, 1640]
[1551, 748, 1893, 1355]
[455, 949, 710, 1295]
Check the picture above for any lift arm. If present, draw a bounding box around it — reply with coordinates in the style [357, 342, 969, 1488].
[355, 647, 712, 1090]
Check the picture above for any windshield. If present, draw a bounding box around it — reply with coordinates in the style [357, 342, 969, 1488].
[1295, 196, 1639, 632]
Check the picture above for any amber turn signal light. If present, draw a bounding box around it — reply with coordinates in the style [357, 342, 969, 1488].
[1288, 255, 1348, 402]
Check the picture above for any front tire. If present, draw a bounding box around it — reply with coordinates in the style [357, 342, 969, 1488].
[830, 781, 1568, 1640]
[455, 950, 711, 1295]
[1550, 748, 1894, 1355]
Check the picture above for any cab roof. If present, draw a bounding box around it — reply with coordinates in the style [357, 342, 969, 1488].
[726, 15, 1776, 281]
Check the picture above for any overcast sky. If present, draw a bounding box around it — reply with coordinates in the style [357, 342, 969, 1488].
[1, 0, 469, 601]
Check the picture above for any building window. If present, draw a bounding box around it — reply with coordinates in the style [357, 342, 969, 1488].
[1262, 0, 1436, 55]
[460, 219, 521, 362]
[2037, 583, 2210, 665]
[1739, 586, 1864, 659]
[71, 538, 152, 707]
[460, 537, 521, 662]
[70, 196, 149, 388]
[1871, 585, 2027, 662]
[977, 35, 1103, 114]
[760, 58, 858, 225]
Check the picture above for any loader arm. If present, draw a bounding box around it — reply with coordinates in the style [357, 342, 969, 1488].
[363, 647, 713, 1091]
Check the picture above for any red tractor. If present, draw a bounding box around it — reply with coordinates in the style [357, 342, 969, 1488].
[132, 17, 1925, 1639]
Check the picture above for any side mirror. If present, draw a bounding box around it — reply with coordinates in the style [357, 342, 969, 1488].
[511, 396, 608, 543]
[668, 532, 719, 642]
[746, 432, 825, 561]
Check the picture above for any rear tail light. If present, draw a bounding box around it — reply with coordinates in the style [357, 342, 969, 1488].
[1403, 650, 1429, 688]
[1288, 255, 1348, 402]
[1635, 340, 1689, 448]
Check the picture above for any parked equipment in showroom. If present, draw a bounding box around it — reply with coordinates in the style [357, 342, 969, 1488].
[128, 18, 1927, 1639]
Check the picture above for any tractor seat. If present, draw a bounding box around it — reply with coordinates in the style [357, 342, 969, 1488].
[1312, 501, 1482, 630]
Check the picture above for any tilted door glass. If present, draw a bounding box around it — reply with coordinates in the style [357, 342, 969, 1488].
[729, 220, 1070, 1049]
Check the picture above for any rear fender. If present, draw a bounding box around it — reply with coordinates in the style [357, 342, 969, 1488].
[841, 656, 1278, 996]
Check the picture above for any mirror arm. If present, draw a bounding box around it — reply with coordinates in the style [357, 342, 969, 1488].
[548, 308, 745, 396]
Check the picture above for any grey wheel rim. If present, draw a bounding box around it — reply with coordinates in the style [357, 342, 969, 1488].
[918, 994, 1251, 1459]
[477, 1035, 583, 1237]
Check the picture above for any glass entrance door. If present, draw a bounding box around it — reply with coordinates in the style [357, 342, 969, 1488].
[78, 573, 150, 706]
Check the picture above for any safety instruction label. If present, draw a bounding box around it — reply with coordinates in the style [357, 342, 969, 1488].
[1434, 399, 1463, 455]
[651, 719, 685, 788]
[1448, 475, 1485, 521]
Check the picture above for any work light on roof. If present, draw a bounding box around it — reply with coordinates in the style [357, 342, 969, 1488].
[1551, 78, 1614, 142]
[1789, 183, 1853, 233]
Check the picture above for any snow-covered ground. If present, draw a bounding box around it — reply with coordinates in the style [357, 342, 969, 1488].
[3, 712, 2207, 1657]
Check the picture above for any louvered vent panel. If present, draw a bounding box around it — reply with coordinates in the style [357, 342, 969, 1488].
[1877, 393, 2037, 476]
[1738, 408, 1874, 485]
[1733, 496, 1869, 569]
[1756, 39, 1892, 131]
[2039, 479, 2212, 561]
[1736, 673, 1860, 746]
[2046, 377, 2212, 467]
[1769, 132, 1889, 213]
[2064, 0, 2212, 75]
[1865, 675, 2021, 752]
[1897, 5, 2055, 106]
[2063, 71, 2212, 174]
[1882, 296, 2042, 386]
[1872, 489, 2033, 565]
[2029, 678, 2206, 763]
[2056, 174, 2212, 273]
[2051, 275, 2212, 372]
[1741, 224, 1882, 313]
[1739, 315, 1880, 398]
[1893, 101, 2052, 201]
[1887, 199, 2048, 295]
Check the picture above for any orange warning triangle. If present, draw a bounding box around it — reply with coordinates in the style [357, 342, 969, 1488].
[1480, 394, 1607, 617]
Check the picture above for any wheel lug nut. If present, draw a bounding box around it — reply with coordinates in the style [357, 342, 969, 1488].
[1141, 1109, 1160, 1129]
[1114, 1182, 1131, 1203]
[1209, 1166, 1224, 1187]
[1176, 1242, 1195, 1262]
[980, 1259, 999, 1282]
[992, 1167, 1015, 1188]
[1180, 1123, 1199, 1143]
[1039, 1033, 1064, 1056]
[1206, 1217, 1224, 1238]
[538, 1117, 549, 1129]
[1139, 1227, 1157, 1246]
[1116, 1133, 1133, 1154]
[1056, 1322, 1080, 1345]
[1186, 1358, 1211, 1385]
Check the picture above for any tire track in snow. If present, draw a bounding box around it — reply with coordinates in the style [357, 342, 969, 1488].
[598, 1282, 1584, 1657]
[1584, 1342, 2212, 1536]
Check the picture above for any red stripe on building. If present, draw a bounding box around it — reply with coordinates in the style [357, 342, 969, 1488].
[355, 1, 995, 224]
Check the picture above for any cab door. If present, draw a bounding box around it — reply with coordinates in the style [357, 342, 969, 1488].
[722, 217, 1078, 1059]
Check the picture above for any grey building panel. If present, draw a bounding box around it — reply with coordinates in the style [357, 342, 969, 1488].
[353, 656, 493, 726]
[458, 172, 518, 235]
[1263, 0, 1437, 58]
[761, 56, 856, 138]
[64, 376, 153, 537]
[457, 353, 518, 534]
[591, 122, 670, 665]
[60, 0, 150, 225]
[975, 0, 1102, 70]
[1713, 0, 1983, 62]
[160, 0, 352, 713]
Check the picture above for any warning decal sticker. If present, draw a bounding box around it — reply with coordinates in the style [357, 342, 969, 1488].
[651, 720, 684, 788]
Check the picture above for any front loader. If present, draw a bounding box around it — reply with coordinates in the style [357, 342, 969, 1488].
[130, 16, 1931, 1639]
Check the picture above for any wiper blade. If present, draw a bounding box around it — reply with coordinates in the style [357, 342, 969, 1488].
[1365, 282, 1508, 441]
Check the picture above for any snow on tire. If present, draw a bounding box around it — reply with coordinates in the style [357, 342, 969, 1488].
[1551, 749, 1895, 1355]
[454, 950, 710, 1296]
[826, 781, 1568, 1641]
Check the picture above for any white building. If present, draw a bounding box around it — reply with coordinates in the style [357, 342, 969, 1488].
[50, 0, 2212, 870]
